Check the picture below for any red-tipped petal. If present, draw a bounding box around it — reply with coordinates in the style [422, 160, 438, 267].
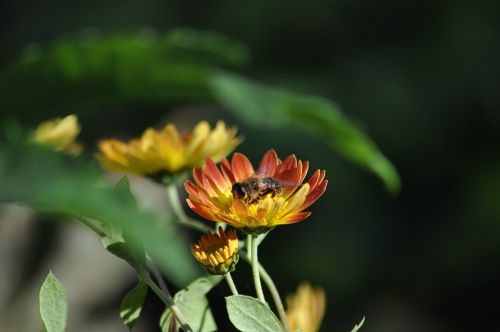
[231, 153, 255, 182]
[277, 211, 312, 225]
[204, 158, 229, 192]
[187, 199, 217, 222]
[193, 167, 205, 187]
[220, 158, 236, 184]
[306, 169, 322, 189]
[184, 180, 201, 198]
[301, 180, 328, 210]
[202, 173, 219, 197]
[258, 149, 279, 176]
[300, 160, 309, 183]
[278, 154, 297, 174]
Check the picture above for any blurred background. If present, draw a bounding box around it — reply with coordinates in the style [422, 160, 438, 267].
[1, 0, 499, 331]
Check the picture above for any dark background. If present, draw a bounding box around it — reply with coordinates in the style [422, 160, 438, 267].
[1, 0, 500, 331]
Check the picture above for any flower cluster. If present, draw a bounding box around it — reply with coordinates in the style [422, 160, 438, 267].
[96, 121, 241, 178]
[32, 115, 329, 332]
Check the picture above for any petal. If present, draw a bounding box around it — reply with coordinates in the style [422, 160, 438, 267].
[193, 168, 205, 187]
[186, 199, 218, 222]
[258, 149, 279, 176]
[301, 180, 328, 210]
[277, 154, 297, 174]
[184, 180, 202, 200]
[299, 160, 309, 183]
[231, 153, 255, 182]
[278, 183, 310, 217]
[274, 211, 311, 225]
[220, 158, 236, 184]
[203, 158, 230, 192]
[306, 169, 322, 189]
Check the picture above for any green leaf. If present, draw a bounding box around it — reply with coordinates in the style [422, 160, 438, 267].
[225, 295, 284, 332]
[160, 275, 222, 332]
[100, 237, 146, 272]
[120, 281, 148, 330]
[100, 176, 147, 270]
[0, 28, 249, 124]
[39, 271, 68, 332]
[210, 72, 400, 193]
[0, 143, 198, 285]
[350, 316, 366, 332]
[114, 176, 137, 209]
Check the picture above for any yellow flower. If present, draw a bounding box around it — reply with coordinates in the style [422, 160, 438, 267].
[32, 114, 82, 155]
[96, 121, 241, 178]
[191, 226, 239, 274]
[185, 150, 328, 233]
[286, 283, 326, 332]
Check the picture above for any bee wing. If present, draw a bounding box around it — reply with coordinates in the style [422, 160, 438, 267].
[275, 179, 302, 187]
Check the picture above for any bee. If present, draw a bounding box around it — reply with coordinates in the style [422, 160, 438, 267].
[232, 176, 301, 204]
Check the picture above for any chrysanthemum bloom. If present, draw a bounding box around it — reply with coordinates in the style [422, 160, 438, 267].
[191, 226, 239, 275]
[185, 150, 327, 232]
[96, 121, 241, 179]
[286, 283, 326, 332]
[32, 114, 82, 155]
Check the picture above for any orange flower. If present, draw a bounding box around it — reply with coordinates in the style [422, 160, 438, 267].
[96, 121, 241, 178]
[191, 226, 239, 274]
[185, 150, 327, 231]
[286, 283, 326, 332]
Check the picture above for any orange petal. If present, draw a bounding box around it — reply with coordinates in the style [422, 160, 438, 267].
[300, 160, 310, 183]
[301, 180, 328, 210]
[232, 199, 249, 217]
[258, 149, 279, 176]
[186, 199, 218, 222]
[184, 180, 202, 200]
[193, 168, 205, 187]
[203, 158, 230, 192]
[277, 154, 297, 174]
[231, 153, 255, 182]
[276, 211, 311, 225]
[220, 158, 236, 184]
[306, 169, 322, 189]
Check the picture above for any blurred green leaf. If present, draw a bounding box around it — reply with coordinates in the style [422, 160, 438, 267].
[225, 295, 284, 332]
[210, 73, 400, 192]
[100, 237, 146, 272]
[160, 275, 222, 332]
[350, 317, 365, 332]
[0, 28, 398, 192]
[0, 28, 249, 123]
[0, 143, 198, 285]
[120, 280, 148, 330]
[39, 271, 68, 332]
[99, 176, 147, 271]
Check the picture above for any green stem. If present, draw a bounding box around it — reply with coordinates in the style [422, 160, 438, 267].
[141, 273, 193, 332]
[166, 184, 211, 233]
[147, 258, 169, 295]
[224, 273, 239, 295]
[258, 263, 291, 332]
[74, 214, 106, 237]
[246, 234, 252, 260]
[251, 234, 266, 304]
[240, 251, 290, 332]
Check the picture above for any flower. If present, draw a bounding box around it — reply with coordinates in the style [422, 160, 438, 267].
[191, 226, 239, 274]
[286, 283, 326, 332]
[185, 149, 328, 232]
[96, 121, 241, 178]
[32, 114, 82, 155]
